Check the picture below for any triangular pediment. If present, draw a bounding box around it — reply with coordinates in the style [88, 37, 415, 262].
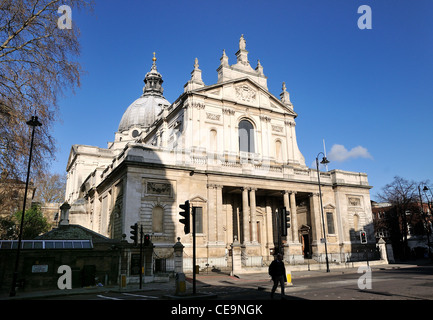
[190, 77, 297, 117]
[190, 195, 207, 203]
[324, 204, 336, 210]
[300, 224, 311, 232]
[66, 145, 78, 171]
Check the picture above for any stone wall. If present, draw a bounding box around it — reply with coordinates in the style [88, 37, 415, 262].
[0, 243, 121, 293]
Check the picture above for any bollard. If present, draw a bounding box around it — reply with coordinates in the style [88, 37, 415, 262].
[286, 270, 293, 286]
[175, 272, 186, 295]
[120, 274, 127, 289]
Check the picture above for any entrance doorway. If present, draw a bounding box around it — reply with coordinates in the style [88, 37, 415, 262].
[302, 234, 311, 258]
[300, 224, 312, 258]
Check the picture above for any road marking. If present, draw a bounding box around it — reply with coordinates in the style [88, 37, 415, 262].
[122, 293, 158, 299]
[97, 294, 123, 300]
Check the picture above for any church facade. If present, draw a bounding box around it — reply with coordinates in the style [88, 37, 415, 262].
[65, 36, 374, 272]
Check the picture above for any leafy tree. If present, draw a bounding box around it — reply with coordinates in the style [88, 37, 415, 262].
[0, 215, 17, 239]
[0, 204, 50, 239]
[15, 205, 51, 239]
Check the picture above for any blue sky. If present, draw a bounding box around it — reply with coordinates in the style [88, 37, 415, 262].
[52, 0, 433, 201]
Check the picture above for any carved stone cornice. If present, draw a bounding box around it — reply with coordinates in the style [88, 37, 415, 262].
[284, 119, 296, 126]
[309, 192, 320, 197]
[260, 115, 271, 122]
[222, 108, 235, 115]
[207, 184, 223, 189]
[187, 102, 205, 109]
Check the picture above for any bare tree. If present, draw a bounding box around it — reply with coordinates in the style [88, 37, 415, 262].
[378, 176, 419, 258]
[0, 0, 92, 182]
[33, 171, 65, 203]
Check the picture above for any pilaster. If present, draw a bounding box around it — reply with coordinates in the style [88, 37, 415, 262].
[250, 187, 258, 243]
[289, 191, 299, 243]
[309, 193, 322, 246]
[207, 184, 217, 242]
[241, 187, 250, 244]
[215, 185, 224, 243]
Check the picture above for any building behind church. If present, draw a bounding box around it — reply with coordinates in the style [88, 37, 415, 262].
[65, 36, 376, 273]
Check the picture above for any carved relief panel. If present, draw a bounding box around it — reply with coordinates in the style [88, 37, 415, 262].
[235, 84, 256, 103]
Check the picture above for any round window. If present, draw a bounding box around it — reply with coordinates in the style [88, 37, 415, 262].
[131, 129, 140, 138]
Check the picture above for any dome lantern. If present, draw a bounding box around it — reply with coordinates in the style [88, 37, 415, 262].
[118, 53, 170, 133]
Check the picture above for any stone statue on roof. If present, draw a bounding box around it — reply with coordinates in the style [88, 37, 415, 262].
[239, 34, 246, 50]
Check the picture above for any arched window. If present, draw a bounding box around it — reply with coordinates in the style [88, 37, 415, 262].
[353, 214, 359, 232]
[210, 129, 217, 153]
[326, 212, 335, 234]
[152, 206, 164, 233]
[238, 120, 255, 153]
[275, 139, 282, 162]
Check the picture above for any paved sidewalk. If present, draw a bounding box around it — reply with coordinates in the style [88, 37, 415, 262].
[0, 279, 176, 300]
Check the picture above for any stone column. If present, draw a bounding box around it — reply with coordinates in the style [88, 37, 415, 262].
[265, 197, 274, 257]
[216, 185, 224, 243]
[231, 236, 242, 276]
[386, 241, 395, 263]
[161, 124, 168, 148]
[242, 187, 250, 244]
[207, 184, 217, 242]
[289, 191, 299, 243]
[233, 194, 240, 242]
[143, 242, 154, 276]
[281, 191, 290, 259]
[226, 193, 234, 248]
[250, 188, 257, 243]
[288, 191, 303, 263]
[59, 202, 71, 226]
[376, 237, 387, 262]
[309, 193, 323, 252]
[173, 238, 184, 273]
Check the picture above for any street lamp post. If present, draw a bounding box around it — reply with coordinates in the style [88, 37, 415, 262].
[316, 152, 330, 272]
[9, 116, 42, 297]
[422, 186, 433, 258]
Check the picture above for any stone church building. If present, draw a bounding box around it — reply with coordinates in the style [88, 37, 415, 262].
[65, 36, 375, 272]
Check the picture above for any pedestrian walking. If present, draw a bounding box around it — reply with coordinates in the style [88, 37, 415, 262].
[268, 253, 286, 299]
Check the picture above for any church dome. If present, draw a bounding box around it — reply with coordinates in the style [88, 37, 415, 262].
[118, 53, 170, 133]
[118, 94, 169, 132]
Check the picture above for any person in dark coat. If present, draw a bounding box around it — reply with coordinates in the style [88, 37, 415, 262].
[268, 253, 286, 299]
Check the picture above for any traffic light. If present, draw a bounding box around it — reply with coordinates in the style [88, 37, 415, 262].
[284, 208, 291, 229]
[179, 200, 191, 234]
[360, 230, 367, 244]
[143, 234, 150, 246]
[280, 207, 290, 236]
[130, 223, 138, 246]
